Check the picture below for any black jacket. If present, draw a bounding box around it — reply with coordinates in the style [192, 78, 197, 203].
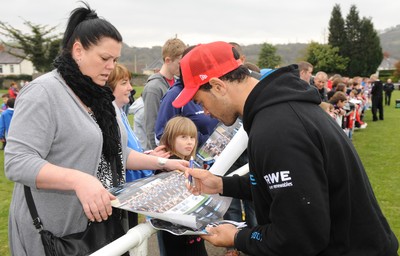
[383, 83, 395, 94]
[371, 80, 384, 98]
[222, 65, 398, 255]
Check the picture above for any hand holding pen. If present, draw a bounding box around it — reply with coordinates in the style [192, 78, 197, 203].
[186, 167, 224, 195]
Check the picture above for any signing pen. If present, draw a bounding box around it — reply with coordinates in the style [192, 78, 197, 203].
[189, 156, 195, 187]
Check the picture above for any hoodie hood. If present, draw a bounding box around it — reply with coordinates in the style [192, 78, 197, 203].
[129, 96, 143, 114]
[146, 72, 168, 84]
[243, 64, 321, 133]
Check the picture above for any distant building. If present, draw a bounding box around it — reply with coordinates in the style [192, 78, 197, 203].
[377, 57, 398, 71]
[142, 58, 163, 75]
[0, 45, 35, 76]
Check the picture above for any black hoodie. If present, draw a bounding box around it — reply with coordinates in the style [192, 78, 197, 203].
[222, 65, 398, 255]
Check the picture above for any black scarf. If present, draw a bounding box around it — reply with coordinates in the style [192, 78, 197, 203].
[54, 53, 123, 181]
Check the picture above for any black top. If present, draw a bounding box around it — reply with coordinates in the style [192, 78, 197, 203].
[371, 80, 384, 97]
[384, 83, 395, 93]
[222, 65, 398, 255]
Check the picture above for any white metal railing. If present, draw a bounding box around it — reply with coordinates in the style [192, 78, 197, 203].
[90, 223, 156, 256]
[90, 126, 249, 255]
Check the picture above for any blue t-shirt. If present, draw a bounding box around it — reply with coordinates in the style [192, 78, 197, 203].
[121, 111, 154, 182]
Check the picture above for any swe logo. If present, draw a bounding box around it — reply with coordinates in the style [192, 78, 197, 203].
[264, 170, 293, 190]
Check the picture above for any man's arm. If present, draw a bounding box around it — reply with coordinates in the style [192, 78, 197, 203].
[221, 173, 252, 200]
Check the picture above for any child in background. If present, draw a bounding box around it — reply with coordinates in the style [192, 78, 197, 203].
[320, 102, 336, 119]
[8, 82, 19, 98]
[1, 93, 10, 113]
[349, 89, 367, 129]
[329, 91, 348, 129]
[159, 116, 207, 256]
[0, 98, 15, 150]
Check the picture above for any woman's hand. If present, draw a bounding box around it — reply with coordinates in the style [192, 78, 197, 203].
[149, 145, 170, 158]
[36, 164, 116, 222]
[163, 158, 189, 172]
[73, 172, 116, 222]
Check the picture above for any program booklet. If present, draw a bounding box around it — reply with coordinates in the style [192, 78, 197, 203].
[109, 171, 239, 235]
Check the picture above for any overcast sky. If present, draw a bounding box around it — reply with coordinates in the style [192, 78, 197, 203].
[0, 0, 398, 48]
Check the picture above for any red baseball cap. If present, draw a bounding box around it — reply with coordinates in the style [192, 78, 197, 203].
[172, 41, 242, 108]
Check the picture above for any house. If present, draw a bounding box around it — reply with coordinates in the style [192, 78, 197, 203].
[0, 45, 35, 76]
[377, 57, 398, 71]
[142, 58, 163, 75]
[377, 57, 399, 86]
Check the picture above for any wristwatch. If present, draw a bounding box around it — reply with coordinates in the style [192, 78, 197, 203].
[157, 157, 167, 167]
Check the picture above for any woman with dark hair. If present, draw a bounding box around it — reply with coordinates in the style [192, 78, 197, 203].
[5, 3, 187, 255]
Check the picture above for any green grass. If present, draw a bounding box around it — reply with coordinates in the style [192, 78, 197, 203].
[0, 149, 12, 255]
[0, 89, 399, 255]
[0, 89, 12, 254]
[352, 90, 400, 249]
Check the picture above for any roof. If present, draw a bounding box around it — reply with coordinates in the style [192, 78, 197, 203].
[378, 57, 398, 70]
[0, 51, 23, 64]
[144, 58, 163, 70]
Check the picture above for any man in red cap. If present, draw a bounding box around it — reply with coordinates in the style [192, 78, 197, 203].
[177, 41, 398, 255]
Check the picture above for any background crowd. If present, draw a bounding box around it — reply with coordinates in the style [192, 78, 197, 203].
[297, 61, 396, 141]
[2, 2, 398, 256]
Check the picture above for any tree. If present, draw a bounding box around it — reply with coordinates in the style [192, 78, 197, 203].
[327, 4, 383, 77]
[393, 61, 400, 82]
[257, 43, 281, 69]
[359, 17, 383, 76]
[328, 4, 346, 56]
[0, 20, 61, 73]
[305, 42, 349, 74]
[342, 5, 364, 76]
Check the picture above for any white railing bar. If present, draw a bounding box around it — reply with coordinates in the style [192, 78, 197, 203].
[90, 222, 156, 256]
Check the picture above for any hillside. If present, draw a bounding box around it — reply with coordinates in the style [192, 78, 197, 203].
[119, 44, 161, 73]
[379, 24, 400, 60]
[119, 43, 309, 72]
[240, 43, 308, 67]
[120, 24, 400, 74]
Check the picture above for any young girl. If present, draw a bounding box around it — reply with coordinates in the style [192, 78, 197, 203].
[349, 89, 368, 128]
[319, 102, 336, 119]
[159, 116, 207, 256]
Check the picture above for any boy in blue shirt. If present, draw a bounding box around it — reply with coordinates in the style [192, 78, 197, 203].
[0, 97, 15, 150]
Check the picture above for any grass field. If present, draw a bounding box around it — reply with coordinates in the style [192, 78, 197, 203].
[0, 89, 399, 255]
[352, 90, 400, 248]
